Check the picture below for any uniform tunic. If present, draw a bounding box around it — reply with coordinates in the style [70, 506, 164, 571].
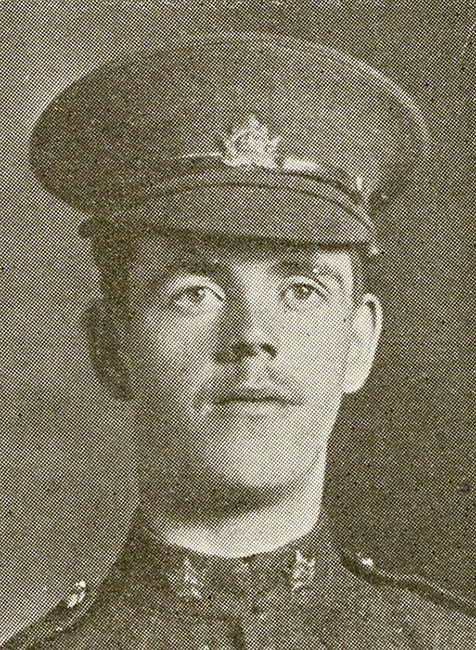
[3, 509, 476, 649]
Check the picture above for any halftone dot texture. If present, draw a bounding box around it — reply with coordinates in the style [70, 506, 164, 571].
[3, 511, 476, 648]
[29, 31, 428, 249]
[1, 0, 475, 647]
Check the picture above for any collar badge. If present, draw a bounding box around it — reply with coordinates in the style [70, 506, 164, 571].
[290, 550, 316, 593]
[167, 557, 206, 600]
[222, 115, 280, 170]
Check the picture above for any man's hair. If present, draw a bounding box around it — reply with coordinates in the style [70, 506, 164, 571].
[90, 228, 370, 319]
[90, 227, 135, 318]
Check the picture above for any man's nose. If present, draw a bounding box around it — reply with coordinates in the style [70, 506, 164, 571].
[228, 339, 277, 361]
[215, 301, 279, 363]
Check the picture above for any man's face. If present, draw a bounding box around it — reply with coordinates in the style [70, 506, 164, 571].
[116, 233, 375, 501]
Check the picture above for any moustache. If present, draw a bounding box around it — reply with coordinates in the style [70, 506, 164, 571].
[194, 367, 306, 410]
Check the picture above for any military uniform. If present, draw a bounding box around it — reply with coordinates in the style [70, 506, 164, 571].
[3, 508, 476, 649]
[5, 31, 475, 649]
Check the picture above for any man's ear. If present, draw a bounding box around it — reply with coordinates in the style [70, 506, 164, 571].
[343, 293, 382, 394]
[81, 299, 133, 401]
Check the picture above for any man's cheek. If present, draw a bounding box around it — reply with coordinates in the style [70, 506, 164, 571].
[286, 311, 350, 354]
[129, 319, 213, 387]
[282, 319, 351, 384]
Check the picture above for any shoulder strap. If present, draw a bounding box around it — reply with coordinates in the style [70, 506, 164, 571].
[1, 590, 96, 650]
[340, 549, 476, 619]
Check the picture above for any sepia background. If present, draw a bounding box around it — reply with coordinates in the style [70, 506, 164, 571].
[1, 0, 475, 641]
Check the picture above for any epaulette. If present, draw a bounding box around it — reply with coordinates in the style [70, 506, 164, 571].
[340, 549, 476, 620]
[1, 582, 96, 650]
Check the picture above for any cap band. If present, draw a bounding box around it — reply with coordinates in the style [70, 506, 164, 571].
[79, 165, 374, 243]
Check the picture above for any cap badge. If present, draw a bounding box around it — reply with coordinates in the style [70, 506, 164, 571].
[222, 115, 280, 170]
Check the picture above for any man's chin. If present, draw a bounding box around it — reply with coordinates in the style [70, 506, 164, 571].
[206, 462, 312, 492]
[195, 427, 321, 490]
[142, 459, 315, 523]
[193, 447, 322, 501]
[181, 474, 300, 521]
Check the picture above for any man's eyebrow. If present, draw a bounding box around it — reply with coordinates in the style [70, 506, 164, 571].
[269, 258, 346, 286]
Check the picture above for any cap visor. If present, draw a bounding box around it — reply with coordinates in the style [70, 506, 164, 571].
[82, 185, 372, 246]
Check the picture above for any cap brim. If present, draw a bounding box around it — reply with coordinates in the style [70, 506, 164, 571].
[80, 184, 373, 246]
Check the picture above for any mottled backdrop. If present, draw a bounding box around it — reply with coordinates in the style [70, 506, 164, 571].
[1, 0, 475, 642]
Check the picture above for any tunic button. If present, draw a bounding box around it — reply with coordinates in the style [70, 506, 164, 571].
[64, 580, 87, 608]
[356, 553, 375, 569]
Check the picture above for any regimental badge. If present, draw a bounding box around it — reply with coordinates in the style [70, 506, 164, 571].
[290, 550, 316, 593]
[167, 557, 207, 600]
[222, 115, 280, 170]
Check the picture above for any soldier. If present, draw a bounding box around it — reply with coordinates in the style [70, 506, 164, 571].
[4, 32, 476, 649]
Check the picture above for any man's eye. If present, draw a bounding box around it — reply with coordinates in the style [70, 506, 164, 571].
[170, 286, 224, 314]
[282, 283, 326, 311]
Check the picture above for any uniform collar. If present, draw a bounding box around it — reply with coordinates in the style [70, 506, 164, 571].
[112, 507, 341, 604]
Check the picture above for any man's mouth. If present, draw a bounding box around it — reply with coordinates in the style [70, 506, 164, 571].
[206, 385, 304, 418]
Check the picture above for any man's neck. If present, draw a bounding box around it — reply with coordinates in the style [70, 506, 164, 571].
[140, 459, 326, 558]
